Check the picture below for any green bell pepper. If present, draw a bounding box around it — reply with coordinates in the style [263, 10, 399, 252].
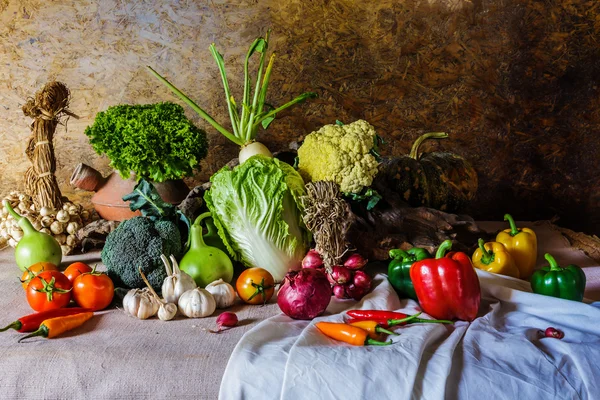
[387, 248, 431, 300]
[530, 253, 586, 302]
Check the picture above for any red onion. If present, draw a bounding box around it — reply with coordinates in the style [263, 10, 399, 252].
[332, 284, 347, 299]
[344, 253, 368, 270]
[210, 312, 238, 333]
[277, 269, 332, 320]
[302, 249, 324, 269]
[345, 283, 369, 301]
[328, 265, 352, 285]
[353, 270, 372, 289]
[544, 327, 564, 339]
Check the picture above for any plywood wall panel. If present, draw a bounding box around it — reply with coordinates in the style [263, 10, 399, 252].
[0, 0, 598, 234]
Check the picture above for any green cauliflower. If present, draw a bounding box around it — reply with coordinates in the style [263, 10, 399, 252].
[297, 120, 379, 194]
[101, 217, 183, 291]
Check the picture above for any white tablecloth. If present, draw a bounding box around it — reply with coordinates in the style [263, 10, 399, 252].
[220, 222, 600, 400]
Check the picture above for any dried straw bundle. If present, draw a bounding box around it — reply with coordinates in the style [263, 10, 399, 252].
[301, 181, 350, 271]
[22, 82, 77, 210]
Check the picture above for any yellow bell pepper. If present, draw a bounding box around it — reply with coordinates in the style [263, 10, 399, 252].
[472, 239, 520, 278]
[495, 214, 537, 279]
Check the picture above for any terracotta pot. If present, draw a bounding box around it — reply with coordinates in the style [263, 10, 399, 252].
[70, 163, 189, 221]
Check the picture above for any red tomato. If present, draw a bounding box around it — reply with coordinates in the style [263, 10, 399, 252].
[20, 262, 58, 290]
[236, 268, 275, 305]
[64, 262, 93, 284]
[26, 271, 72, 312]
[72, 271, 114, 311]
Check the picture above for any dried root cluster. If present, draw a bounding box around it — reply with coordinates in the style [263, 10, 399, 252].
[0, 191, 97, 255]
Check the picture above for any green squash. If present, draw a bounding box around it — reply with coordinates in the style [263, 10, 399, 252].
[379, 132, 478, 212]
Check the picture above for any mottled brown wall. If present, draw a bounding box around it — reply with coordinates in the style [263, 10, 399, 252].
[0, 0, 598, 234]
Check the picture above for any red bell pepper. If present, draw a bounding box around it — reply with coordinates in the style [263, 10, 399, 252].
[410, 240, 481, 321]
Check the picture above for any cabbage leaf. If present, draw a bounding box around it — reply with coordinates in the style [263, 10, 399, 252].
[204, 156, 310, 281]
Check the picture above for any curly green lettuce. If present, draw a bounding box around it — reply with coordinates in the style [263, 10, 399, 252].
[84, 102, 208, 182]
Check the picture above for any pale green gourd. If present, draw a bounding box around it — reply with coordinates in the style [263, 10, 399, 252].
[3, 200, 62, 271]
[179, 212, 233, 287]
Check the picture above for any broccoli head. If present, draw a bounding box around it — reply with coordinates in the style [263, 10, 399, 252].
[101, 216, 183, 291]
[297, 119, 379, 194]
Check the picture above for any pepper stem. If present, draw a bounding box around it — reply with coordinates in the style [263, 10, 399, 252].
[365, 337, 393, 346]
[477, 239, 494, 265]
[504, 214, 520, 236]
[0, 321, 22, 332]
[18, 325, 49, 343]
[435, 240, 453, 259]
[544, 253, 562, 272]
[389, 249, 408, 260]
[375, 326, 398, 336]
[408, 132, 449, 160]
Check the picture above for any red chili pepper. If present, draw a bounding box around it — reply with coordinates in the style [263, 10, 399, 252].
[346, 311, 452, 328]
[0, 308, 90, 333]
[410, 240, 481, 321]
[347, 309, 409, 321]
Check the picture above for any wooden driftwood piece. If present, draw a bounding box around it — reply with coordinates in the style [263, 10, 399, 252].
[344, 176, 490, 260]
[76, 219, 120, 252]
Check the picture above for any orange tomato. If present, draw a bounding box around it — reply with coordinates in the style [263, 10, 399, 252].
[20, 262, 58, 290]
[72, 270, 114, 311]
[64, 262, 93, 284]
[236, 268, 275, 305]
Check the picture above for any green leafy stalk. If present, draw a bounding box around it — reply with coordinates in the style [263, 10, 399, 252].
[246, 31, 270, 142]
[146, 66, 243, 146]
[148, 30, 315, 150]
[253, 92, 318, 130]
[210, 44, 241, 139]
[241, 37, 268, 139]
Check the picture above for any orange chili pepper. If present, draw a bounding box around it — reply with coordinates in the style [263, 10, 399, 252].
[18, 312, 93, 343]
[347, 320, 399, 339]
[315, 322, 392, 346]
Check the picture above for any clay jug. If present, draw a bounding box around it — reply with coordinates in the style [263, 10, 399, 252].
[70, 163, 189, 221]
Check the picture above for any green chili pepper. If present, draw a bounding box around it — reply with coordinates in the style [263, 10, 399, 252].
[387, 248, 432, 301]
[530, 253, 586, 302]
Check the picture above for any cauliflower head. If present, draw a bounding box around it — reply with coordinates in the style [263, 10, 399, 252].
[297, 119, 379, 193]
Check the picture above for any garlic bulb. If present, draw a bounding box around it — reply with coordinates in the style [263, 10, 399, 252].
[138, 266, 177, 321]
[205, 279, 236, 309]
[41, 216, 53, 228]
[50, 221, 65, 234]
[10, 228, 24, 241]
[123, 288, 159, 320]
[39, 207, 52, 217]
[66, 234, 77, 247]
[40, 228, 51, 235]
[56, 210, 70, 223]
[60, 245, 73, 256]
[66, 221, 80, 235]
[161, 254, 197, 304]
[158, 303, 178, 321]
[54, 233, 67, 245]
[178, 288, 216, 318]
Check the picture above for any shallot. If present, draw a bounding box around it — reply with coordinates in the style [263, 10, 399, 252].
[344, 253, 368, 270]
[353, 270, 372, 289]
[302, 249, 324, 269]
[328, 265, 352, 285]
